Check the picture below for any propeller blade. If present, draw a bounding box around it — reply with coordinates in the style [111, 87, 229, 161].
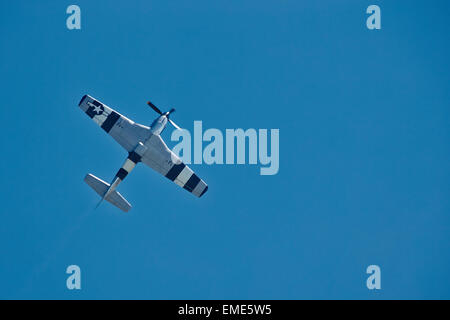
[147, 101, 163, 115]
[168, 118, 181, 130]
[168, 108, 176, 114]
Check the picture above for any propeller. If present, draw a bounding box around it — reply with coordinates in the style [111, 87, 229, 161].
[146, 101, 181, 130]
[147, 101, 162, 115]
[168, 118, 181, 130]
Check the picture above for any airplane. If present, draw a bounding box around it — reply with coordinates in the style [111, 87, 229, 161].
[77, 95, 208, 212]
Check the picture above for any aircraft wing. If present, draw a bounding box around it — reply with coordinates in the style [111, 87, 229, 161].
[78, 95, 150, 152]
[141, 134, 208, 197]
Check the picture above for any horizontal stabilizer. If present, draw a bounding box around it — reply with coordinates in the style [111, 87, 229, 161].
[84, 174, 132, 212]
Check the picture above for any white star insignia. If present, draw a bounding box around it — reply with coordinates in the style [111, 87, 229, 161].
[93, 105, 103, 114]
[87, 101, 103, 115]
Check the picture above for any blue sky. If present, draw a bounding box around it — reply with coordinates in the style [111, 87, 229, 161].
[0, 0, 449, 299]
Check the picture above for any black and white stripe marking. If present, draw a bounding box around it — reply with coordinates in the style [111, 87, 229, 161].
[82, 98, 121, 134]
[101, 111, 120, 133]
[114, 152, 142, 182]
[164, 162, 208, 197]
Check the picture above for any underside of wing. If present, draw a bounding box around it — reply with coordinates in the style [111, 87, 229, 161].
[78, 95, 150, 152]
[141, 134, 208, 197]
[166, 161, 208, 197]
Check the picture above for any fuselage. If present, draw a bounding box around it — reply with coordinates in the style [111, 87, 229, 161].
[150, 115, 168, 135]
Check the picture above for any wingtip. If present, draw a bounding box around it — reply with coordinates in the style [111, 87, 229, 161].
[78, 94, 87, 106]
[199, 186, 208, 197]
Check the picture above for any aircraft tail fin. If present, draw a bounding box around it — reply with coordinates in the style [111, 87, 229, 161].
[84, 174, 132, 212]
